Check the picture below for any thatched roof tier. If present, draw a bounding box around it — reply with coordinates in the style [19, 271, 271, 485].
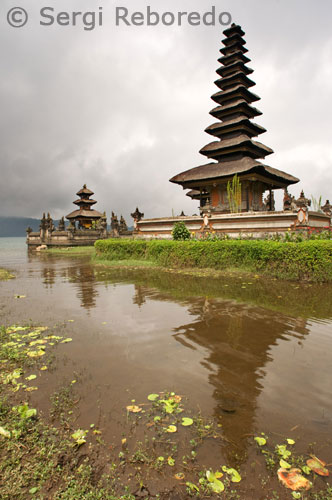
[205, 118, 266, 139]
[214, 72, 255, 90]
[223, 24, 245, 38]
[186, 189, 201, 199]
[218, 51, 250, 66]
[76, 185, 94, 196]
[220, 43, 248, 56]
[66, 209, 103, 220]
[223, 34, 247, 48]
[200, 135, 273, 160]
[170, 158, 299, 188]
[73, 198, 97, 206]
[209, 100, 262, 120]
[211, 86, 260, 105]
[217, 61, 253, 78]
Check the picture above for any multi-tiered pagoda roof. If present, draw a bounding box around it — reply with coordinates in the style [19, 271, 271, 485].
[66, 185, 103, 227]
[170, 24, 299, 212]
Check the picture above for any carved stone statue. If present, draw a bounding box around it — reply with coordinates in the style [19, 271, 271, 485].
[46, 213, 54, 232]
[58, 216, 65, 231]
[283, 188, 295, 211]
[263, 191, 275, 211]
[40, 213, 47, 231]
[100, 212, 107, 230]
[321, 200, 332, 217]
[119, 215, 128, 234]
[295, 190, 311, 209]
[111, 212, 119, 232]
[130, 207, 144, 222]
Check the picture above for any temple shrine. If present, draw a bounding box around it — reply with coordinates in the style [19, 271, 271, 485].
[170, 24, 299, 213]
[134, 24, 330, 237]
[66, 185, 103, 229]
[26, 185, 131, 247]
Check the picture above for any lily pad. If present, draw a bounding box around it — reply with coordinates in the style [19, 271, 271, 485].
[61, 338, 73, 343]
[222, 466, 241, 482]
[278, 468, 312, 491]
[71, 429, 88, 446]
[206, 470, 225, 493]
[27, 350, 45, 358]
[126, 405, 142, 413]
[147, 393, 159, 401]
[280, 459, 291, 469]
[168, 457, 175, 466]
[254, 436, 266, 446]
[287, 438, 295, 445]
[175, 472, 185, 480]
[181, 417, 193, 427]
[166, 425, 177, 433]
[25, 375, 37, 381]
[306, 456, 329, 476]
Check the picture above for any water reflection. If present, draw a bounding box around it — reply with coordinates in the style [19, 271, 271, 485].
[172, 297, 310, 459]
[19, 251, 332, 462]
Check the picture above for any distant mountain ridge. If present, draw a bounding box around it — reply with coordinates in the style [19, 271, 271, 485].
[0, 217, 43, 237]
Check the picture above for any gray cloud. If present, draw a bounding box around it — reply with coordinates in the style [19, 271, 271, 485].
[1, 0, 332, 222]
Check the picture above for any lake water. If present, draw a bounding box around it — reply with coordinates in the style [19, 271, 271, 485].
[1, 237, 332, 494]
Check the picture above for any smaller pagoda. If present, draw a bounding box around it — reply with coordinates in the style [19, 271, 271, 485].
[66, 185, 103, 229]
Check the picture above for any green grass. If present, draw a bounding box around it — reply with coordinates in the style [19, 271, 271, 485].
[94, 239, 332, 282]
[45, 246, 95, 256]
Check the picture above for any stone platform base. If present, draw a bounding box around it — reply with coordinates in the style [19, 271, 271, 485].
[135, 210, 330, 239]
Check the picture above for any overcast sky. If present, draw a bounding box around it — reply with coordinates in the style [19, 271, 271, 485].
[1, 0, 332, 221]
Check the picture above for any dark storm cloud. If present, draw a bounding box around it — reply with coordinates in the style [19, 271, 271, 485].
[1, 0, 332, 222]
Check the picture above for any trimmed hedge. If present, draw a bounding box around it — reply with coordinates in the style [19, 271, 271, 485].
[94, 239, 332, 281]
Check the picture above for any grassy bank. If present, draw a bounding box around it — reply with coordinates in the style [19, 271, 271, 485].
[45, 247, 95, 256]
[95, 239, 332, 282]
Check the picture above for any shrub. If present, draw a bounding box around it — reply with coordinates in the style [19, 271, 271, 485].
[95, 239, 332, 282]
[172, 221, 190, 241]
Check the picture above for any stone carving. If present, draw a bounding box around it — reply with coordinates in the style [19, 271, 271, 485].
[111, 212, 119, 232]
[263, 191, 275, 211]
[58, 216, 65, 231]
[295, 190, 311, 209]
[283, 188, 295, 211]
[46, 213, 54, 232]
[321, 200, 332, 217]
[40, 213, 47, 231]
[119, 215, 128, 234]
[131, 207, 144, 222]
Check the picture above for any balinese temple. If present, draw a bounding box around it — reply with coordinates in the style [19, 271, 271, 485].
[66, 185, 103, 229]
[170, 24, 299, 213]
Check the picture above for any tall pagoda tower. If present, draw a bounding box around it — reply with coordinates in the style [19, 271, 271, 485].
[66, 185, 103, 229]
[170, 24, 299, 213]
